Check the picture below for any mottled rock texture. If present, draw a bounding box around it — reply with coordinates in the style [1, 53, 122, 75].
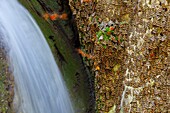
[70, 0, 170, 112]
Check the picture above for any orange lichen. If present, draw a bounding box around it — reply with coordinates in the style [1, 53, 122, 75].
[150, 52, 154, 58]
[110, 26, 115, 31]
[43, 13, 49, 20]
[95, 66, 100, 71]
[81, 0, 92, 3]
[76, 48, 94, 59]
[43, 12, 68, 21]
[59, 13, 68, 20]
[49, 13, 59, 21]
[107, 31, 111, 35]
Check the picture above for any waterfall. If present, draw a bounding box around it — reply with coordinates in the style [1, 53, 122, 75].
[0, 0, 74, 113]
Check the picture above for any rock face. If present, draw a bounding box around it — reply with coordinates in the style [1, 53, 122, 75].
[18, 0, 94, 113]
[70, 0, 170, 113]
[0, 41, 14, 113]
[1, 0, 95, 113]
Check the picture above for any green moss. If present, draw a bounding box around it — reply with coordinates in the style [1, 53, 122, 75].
[19, 0, 75, 87]
[18, 0, 91, 112]
[0, 57, 9, 112]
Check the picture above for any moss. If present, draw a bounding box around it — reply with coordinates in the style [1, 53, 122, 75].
[0, 53, 9, 113]
[18, 0, 91, 112]
[19, 0, 74, 91]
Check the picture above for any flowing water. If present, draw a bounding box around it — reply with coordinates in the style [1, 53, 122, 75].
[0, 0, 74, 113]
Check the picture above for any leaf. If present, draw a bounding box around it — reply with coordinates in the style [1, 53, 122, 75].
[105, 27, 110, 32]
[103, 45, 107, 49]
[96, 31, 103, 38]
[115, 36, 118, 40]
[112, 64, 120, 72]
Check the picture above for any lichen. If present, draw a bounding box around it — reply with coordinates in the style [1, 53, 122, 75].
[70, 0, 170, 112]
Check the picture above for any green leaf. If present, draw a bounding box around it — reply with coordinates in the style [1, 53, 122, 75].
[105, 27, 110, 32]
[115, 36, 118, 40]
[103, 34, 109, 40]
[103, 45, 107, 49]
[110, 30, 114, 33]
[96, 31, 103, 38]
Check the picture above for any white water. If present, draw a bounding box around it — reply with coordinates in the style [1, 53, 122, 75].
[0, 0, 74, 113]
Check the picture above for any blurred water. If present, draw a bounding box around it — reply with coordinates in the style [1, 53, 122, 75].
[0, 0, 74, 113]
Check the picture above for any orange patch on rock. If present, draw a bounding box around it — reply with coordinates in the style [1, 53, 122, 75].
[50, 13, 59, 21]
[95, 66, 100, 71]
[59, 13, 68, 20]
[81, 0, 92, 3]
[110, 26, 115, 31]
[43, 13, 49, 20]
[150, 53, 155, 58]
[76, 48, 94, 59]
